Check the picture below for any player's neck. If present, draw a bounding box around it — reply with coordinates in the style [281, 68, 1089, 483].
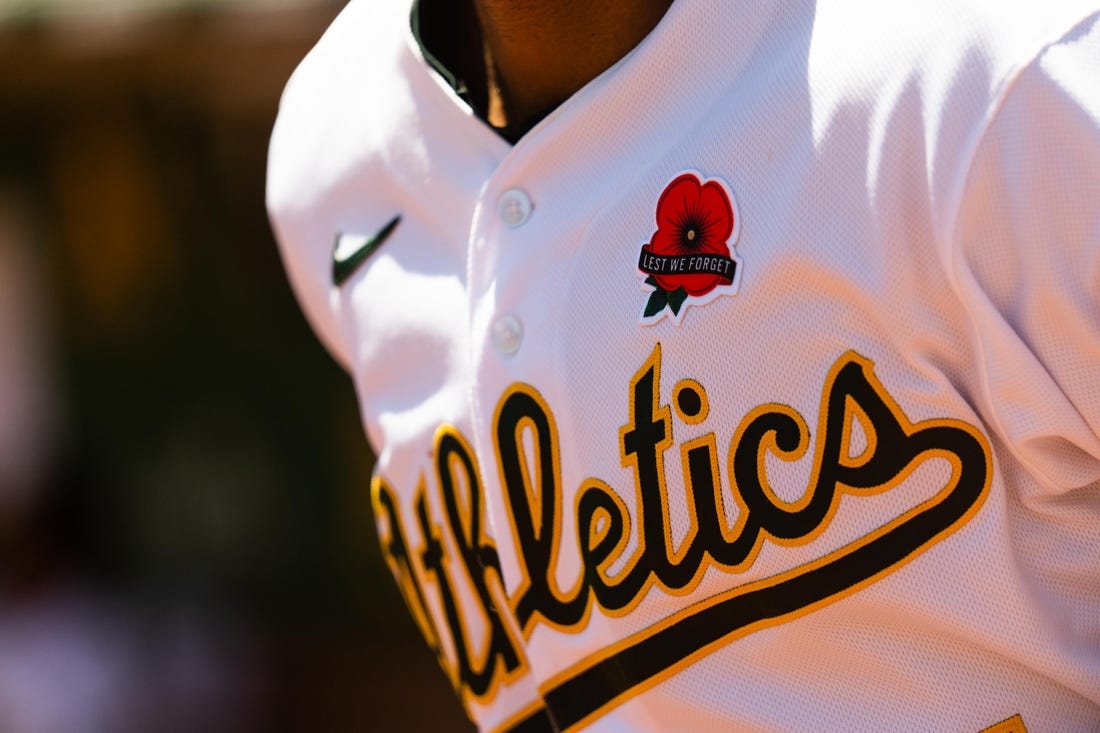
[474, 0, 675, 129]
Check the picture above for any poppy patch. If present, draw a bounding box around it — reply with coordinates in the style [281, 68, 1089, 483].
[638, 172, 742, 325]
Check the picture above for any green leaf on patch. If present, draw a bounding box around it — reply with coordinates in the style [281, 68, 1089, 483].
[644, 276, 659, 288]
[644, 289, 669, 318]
[667, 287, 688, 315]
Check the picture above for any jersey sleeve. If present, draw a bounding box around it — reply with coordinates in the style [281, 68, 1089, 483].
[266, 70, 353, 373]
[946, 11, 1100, 493]
[950, 10, 1100, 495]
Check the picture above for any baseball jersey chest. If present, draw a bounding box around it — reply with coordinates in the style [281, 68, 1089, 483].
[343, 69, 999, 730]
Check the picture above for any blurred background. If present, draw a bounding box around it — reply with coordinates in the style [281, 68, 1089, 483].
[0, 0, 470, 730]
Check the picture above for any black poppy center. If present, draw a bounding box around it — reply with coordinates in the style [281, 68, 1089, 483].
[677, 214, 708, 250]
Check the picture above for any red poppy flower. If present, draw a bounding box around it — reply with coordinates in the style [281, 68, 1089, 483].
[645, 173, 736, 297]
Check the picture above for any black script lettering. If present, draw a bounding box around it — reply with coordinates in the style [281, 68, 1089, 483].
[730, 354, 958, 544]
[372, 478, 443, 658]
[434, 429, 524, 695]
[495, 388, 588, 633]
[681, 434, 761, 569]
[576, 477, 647, 611]
[414, 488, 468, 689]
[374, 345, 992, 731]
[620, 345, 707, 592]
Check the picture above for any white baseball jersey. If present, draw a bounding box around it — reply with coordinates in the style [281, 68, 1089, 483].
[266, 0, 1100, 730]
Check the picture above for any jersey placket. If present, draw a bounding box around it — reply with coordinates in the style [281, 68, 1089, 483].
[457, 0, 784, 699]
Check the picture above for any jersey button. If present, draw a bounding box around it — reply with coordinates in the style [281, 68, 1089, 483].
[498, 189, 533, 228]
[491, 314, 524, 355]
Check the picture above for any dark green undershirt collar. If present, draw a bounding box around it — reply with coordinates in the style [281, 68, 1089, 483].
[410, 0, 556, 145]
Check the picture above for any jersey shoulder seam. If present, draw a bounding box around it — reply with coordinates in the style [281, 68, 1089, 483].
[948, 7, 1100, 240]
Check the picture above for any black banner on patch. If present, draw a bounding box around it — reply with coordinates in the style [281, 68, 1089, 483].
[637, 247, 737, 284]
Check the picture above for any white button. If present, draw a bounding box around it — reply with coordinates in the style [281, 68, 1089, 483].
[492, 314, 524, 355]
[498, 189, 533, 228]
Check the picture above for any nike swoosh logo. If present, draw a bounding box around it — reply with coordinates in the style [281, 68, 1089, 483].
[332, 215, 401, 286]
